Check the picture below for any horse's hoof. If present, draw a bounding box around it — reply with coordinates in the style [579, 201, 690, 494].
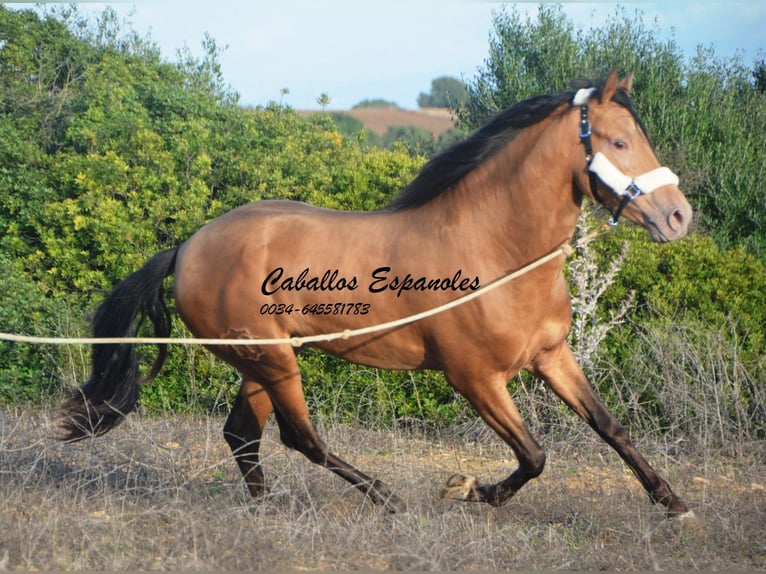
[669, 509, 705, 533]
[382, 493, 407, 514]
[654, 508, 705, 540]
[672, 510, 697, 521]
[440, 473, 479, 501]
[244, 481, 270, 500]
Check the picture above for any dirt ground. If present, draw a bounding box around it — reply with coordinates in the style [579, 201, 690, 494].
[300, 107, 456, 136]
[1, 408, 764, 570]
[345, 107, 455, 136]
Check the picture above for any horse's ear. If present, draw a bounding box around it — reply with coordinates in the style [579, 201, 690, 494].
[599, 68, 621, 103]
[619, 71, 634, 95]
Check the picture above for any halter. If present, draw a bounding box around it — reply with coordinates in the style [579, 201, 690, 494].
[573, 88, 679, 226]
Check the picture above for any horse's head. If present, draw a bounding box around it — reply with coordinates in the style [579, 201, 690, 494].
[572, 70, 692, 242]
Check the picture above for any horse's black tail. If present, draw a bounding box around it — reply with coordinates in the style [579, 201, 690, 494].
[58, 247, 178, 442]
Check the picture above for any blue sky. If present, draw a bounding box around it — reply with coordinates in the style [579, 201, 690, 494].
[19, 2, 766, 110]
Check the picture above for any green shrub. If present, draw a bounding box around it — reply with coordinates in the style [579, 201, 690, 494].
[569, 225, 766, 441]
[602, 226, 766, 360]
[0, 254, 68, 404]
[601, 317, 766, 446]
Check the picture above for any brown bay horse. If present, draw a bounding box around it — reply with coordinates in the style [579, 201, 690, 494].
[60, 70, 694, 518]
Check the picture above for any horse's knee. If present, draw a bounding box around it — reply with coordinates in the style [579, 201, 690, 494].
[274, 411, 328, 463]
[281, 429, 329, 464]
[278, 425, 299, 451]
[522, 445, 546, 479]
[223, 399, 246, 446]
[299, 438, 330, 464]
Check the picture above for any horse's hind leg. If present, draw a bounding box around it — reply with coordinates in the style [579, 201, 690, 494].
[530, 341, 691, 518]
[272, 408, 404, 511]
[244, 348, 405, 512]
[224, 378, 273, 498]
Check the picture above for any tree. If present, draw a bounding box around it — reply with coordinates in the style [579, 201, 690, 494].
[316, 92, 331, 110]
[754, 58, 766, 94]
[417, 76, 468, 108]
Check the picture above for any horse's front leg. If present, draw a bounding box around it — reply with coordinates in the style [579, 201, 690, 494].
[530, 341, 693, 518]
[440, 371, 547, 506]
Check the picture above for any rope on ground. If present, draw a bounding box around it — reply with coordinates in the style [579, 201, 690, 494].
[0, 224, 610, 348]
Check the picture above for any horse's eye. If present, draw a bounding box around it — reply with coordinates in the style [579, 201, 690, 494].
[614, 138, 627, 150]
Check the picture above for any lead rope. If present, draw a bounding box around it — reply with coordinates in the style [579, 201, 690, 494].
[0, 225, 611, 348]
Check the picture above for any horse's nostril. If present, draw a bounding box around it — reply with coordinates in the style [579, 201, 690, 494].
[668, 206, 689, 232]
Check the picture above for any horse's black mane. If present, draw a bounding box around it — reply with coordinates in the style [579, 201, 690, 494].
[389, 78, 645, 211]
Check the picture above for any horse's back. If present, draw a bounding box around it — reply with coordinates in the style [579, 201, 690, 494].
[172, 199, 389, 341]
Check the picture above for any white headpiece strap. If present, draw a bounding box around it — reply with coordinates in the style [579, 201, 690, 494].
[572, 87, 597, 106]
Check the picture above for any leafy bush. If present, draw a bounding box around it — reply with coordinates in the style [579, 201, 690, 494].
[601, 226, 766, 361]
[382, 125, 437, 156]
[600, 231, 766, 439]
[300, 350, 466, 428]
[602, 318, 766, 446]
[0, 254, 69, 404]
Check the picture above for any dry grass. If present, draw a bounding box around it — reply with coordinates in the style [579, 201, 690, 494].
[1, 407, 764, 571]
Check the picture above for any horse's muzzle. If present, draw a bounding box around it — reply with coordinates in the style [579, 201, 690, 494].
[642, 192, 693, 243]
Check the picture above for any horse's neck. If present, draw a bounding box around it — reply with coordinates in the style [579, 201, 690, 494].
[428, 114, 581, 264]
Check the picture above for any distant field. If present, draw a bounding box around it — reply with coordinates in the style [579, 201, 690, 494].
[302, 107, 456, 136]
[1, 409, 764, 570]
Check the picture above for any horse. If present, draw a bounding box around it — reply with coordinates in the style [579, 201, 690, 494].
[59, 70, 694, 519]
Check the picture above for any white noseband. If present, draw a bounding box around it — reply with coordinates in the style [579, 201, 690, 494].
[589, 152, 679, 199]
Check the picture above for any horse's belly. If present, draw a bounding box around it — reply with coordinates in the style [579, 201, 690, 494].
[309, 330, 434, 370]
